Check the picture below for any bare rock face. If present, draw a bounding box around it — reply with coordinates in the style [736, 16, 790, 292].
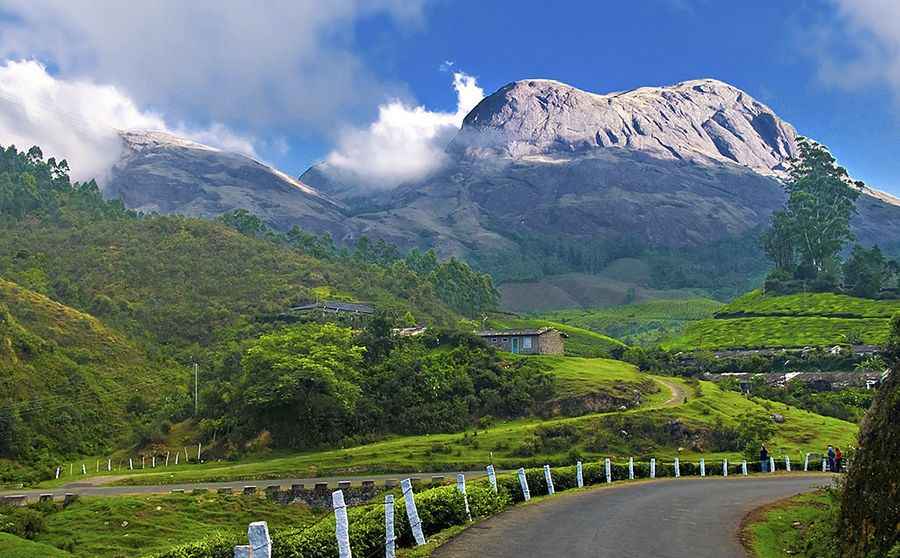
[453, 78, 798, 174]
[106, 131, 351, 239]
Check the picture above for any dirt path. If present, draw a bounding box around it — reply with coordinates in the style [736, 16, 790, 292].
[655, 377, 688, 406]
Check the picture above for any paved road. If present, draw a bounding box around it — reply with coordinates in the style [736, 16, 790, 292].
[434, 475, 832, 558]
[0, 471, 489, 501]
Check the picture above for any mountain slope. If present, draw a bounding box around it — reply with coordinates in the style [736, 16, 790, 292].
[0, 278, 181, 462]
[107, 131, 351, 239]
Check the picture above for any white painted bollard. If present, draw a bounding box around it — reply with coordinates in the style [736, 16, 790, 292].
[142, 456, 145, 469]
[700, 458, 706, 477]
[543, 465, 555, 495]
[822, 458, 827, 472]
[333, 490, 352, 558]
[605, 458, 612, 484]
[129, 458, 133, 471]
[576, 461, 584, 488]
[674, 458, 680, 478]
[742, 460, 748, 476]
[96, 460, 99, 473]
[628, 457, 634, 480]
[55, 467, 60, 479]
[248, 521, 272, 558]
[769, 456, 776, 473]
[650, 458, 656, 479]
[401, 478, 426, 546]
[234, 545, 250, 558]
[107, 459, 111, 472]
[175, 453, 179, 466]
[197, 443, 202, 462]
[723, 458, 728, 477]
[486, 465, 498, 493]
[804, 453, 810, 472]
[81, 464, 86, 475]
[457, 473, 471, 520]
[152, 456, 156, 468]
[785, 456, 791, 472]
[69, 464, 73, 476]
[166, 452, 170, 467]
[517, 468, 531, 502]
[385, 495, 396, 558]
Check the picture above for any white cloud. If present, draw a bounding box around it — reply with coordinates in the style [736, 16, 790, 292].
[0, 1, 425, 138]
[326, 72, 484, 188]
[815, 1, 900, 98]
[0, 60, 254, 182]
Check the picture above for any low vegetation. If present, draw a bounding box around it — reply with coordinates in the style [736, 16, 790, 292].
[745, 491, 843, 558]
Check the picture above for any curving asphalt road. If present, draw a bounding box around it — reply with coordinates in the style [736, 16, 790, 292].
[434, 475, 833, 558]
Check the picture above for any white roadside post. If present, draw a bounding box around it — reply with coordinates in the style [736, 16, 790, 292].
[333, 490, 352, 558]
[457, 474, 471, 520]
[129, 458, 133, 471]
[700, 458, 706, 477]
[804, 453, 810, 472]
[175, 453, 179, 466]
[769, 456, 776, 473]
[650, 458, 656, 479]
[742, 460, 748, 476]
[605, 458, 612, 484]
[385, 495, 396, 558]
[55, 466, 60, 479]
[234, 545, 250, 558]
[628, 457, 634, 480]
[166, 452, 170, 467]
[81, 464, 86, 475]
[576, 461, 584, 488]
[152, 455, 156, 468]
[674, 458, 680, 478]
[142, 455, 145, 469]
[723, 458, 728, 477]
[197, 443, 202, 462]
[401, 478, 426, 546]
[543, 465, 555, 495]
[517, 468, 531, 501]
[486, 465, 498, 493]
[248, 521, 272, 558]
[785, 456, 791, 472]
[822, 458, 827, 472]
[107, 459, 111, 472]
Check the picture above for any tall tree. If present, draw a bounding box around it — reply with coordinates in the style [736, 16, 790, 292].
[843, 244, 886, 298]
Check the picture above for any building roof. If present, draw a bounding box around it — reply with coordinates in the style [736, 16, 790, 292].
[291, 300, 375, 314]
[475, 327, 559, 337]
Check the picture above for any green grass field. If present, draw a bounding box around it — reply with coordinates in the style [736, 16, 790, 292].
[64, 377, 855, 488]
[485, 315, 627, 357]
[664, 316, 891, 351]
[720, 290, 900, 318]
[0, 533, 73, 558]
[32, 493, 319, 558]
[663, 290, 900, 350]
[746, 491, 836, 558]
[539, 298, 723, 346]
[540, 356, 651, 398]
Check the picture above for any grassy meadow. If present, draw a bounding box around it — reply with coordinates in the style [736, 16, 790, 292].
[745, 491, 838, 558]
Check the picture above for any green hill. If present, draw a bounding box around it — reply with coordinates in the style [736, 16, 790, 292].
[0, 279, 183, 468]
[0, 533, 72, 558]
[485, 315, 626, 357]
[539, 298, 723, 346]
[664, 290, 898, 350]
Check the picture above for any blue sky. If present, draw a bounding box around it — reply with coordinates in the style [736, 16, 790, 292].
[0, 0, 899, 192]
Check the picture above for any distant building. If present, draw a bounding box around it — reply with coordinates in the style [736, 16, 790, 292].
[474, 327, 566, 355]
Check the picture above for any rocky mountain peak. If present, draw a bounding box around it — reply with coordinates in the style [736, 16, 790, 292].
[454, 78, 798, 175]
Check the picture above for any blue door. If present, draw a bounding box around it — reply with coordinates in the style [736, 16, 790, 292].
[511, 337, 520, 354]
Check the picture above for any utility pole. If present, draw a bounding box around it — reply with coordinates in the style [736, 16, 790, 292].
[193, 362, 199, 416]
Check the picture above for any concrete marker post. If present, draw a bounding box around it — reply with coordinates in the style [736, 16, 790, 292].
[486, 464, 498, 493]
[175, 453, 179, 466]
[742, 460, 748, 476]
[81, 463, 86, 475]
[166, 452, 170, 467]
[700, 458, 706, 477]
[401, 478, 426, 546]
[674, 458, 680, 478]
[234, 545, 250, 558]
[804, 452, 810, 472]
[152, 455, 156, 468]
[628, 457, 634, 480]
[332, 490, 352, 558]
[769, 456, 776, 473]
[605, 458, 612, 484]
[457, 473, 471, 520]
[248, 521, 272, 558]
[650, 458, 656, 479]
[142, 455, 145, 469]
[576, 461, 584, 488]
[785, 456, 791, 472]
[385, 494, 396, 558]
[517, 468, 531, 502]
[197, 443, 202, 462]
[822, 458, 827, 472]
[129, 458, 133, 471]
[107, 459, 111, 472]
[55, 466, 60, 479]
[543, 465, 554, 495]
[723, 458, 728, 477]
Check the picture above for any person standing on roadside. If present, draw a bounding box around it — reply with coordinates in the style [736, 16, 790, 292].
[835, 447, 843, 472]
[827, 445, 836, 472]
[760, 445, 769, 473]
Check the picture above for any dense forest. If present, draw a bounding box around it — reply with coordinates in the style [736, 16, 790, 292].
[0, 144, 519, 472]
